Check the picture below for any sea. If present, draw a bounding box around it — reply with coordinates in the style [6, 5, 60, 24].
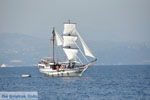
[0, 65, 150, 100]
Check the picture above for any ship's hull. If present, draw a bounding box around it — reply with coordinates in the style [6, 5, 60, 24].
[39, 66, 86, 77]
[40, 68, 82, 77]
[38, 59, 97, 77]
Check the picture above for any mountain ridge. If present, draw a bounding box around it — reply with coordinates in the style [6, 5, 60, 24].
[0, 33, 150, 66]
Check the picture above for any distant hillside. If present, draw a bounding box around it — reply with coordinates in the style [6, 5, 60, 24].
[0, 33, 50, 66]
[89, 41, 150, 65]
[0, 33, 150, 66]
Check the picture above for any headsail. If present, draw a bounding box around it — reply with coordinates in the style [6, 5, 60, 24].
[75, 29, 95, 58]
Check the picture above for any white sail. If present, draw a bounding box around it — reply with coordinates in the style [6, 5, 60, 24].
[63, 35, 77, 47]
[63, 23, 76, 35]
[55, 31, 63, 46]
[63, 22, 95, 61]
[63, 23, 79, 61]
[63, 48, 78, 61]
[75, 30, 95, 58]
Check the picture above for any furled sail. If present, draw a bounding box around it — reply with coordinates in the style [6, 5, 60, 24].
[75, 30, 95, 58]
[55, 31, 63, 46]
[63, 23, 78, 61]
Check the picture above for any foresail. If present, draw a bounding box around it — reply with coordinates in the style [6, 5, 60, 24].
[75, 30, 95, 58]
[55, 31, 63, 46]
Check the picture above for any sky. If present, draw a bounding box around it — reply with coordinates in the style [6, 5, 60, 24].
[0, 0, 150, 43]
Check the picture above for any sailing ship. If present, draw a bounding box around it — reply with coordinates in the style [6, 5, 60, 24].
[38, 21, 97, 77]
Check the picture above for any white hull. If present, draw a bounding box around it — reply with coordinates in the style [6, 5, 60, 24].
[39, 61, 95, 77]
[40, 68, 82, 77]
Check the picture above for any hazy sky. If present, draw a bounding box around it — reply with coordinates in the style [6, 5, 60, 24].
[0, 0, 150, 42]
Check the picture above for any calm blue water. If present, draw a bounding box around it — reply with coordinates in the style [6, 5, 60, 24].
[0, 65, 150, 100]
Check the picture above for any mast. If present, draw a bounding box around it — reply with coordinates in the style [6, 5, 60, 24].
[52, 27, 55, 63]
